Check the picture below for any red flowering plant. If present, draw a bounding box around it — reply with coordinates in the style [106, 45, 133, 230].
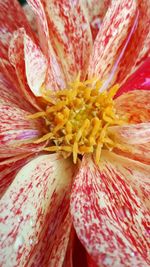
[0, 0, 150, 266]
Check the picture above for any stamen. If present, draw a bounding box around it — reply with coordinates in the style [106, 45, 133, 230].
[30, 77, 127, 164]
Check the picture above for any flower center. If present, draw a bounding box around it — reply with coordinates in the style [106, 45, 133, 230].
[29, 78, 126, 164]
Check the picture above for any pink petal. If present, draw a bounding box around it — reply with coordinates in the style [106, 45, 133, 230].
[0, 154, 33, 198]
[83, 0, 111, 39]
[88, 0, 137, 84]
[115, 90, 150, 124]
[27, 0, 66, 91]
[109, 123, 150, 164]
[0, 103, 44, 157]
[28, 0, 92, 82]
[115, 58, 150, 98]
[71, 151, 150, 266]
[9, 28, 41, 110]
[24, 33, 48, 96]
[0, 154, 75, 266]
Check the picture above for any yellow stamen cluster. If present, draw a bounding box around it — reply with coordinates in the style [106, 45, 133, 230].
[29, 78, 126, 164]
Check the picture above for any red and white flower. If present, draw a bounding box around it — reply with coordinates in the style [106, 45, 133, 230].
[0, 0, 150, 266]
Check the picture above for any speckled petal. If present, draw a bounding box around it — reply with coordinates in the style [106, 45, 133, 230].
[24, 33, 48, 96]
[88, 0, 137, 84]
[109, 123, 150, 164]
[71, 151, 150, 267]
[0, 103, 44, 157]
[27, 0, 66, 91]
[9, 28, 41, 110]
[0, 154, 74, 266]
[83, 0, 111, 39]
[115, 58, 150, 98]
[115, 90, 150, 124]
[29, 0, 92, 82]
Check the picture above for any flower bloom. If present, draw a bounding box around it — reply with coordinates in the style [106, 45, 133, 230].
[0, 0, 150, 266]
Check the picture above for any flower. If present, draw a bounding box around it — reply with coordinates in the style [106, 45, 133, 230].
[0, 0, 150, 266]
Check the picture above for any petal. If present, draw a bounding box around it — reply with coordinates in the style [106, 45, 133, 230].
[73, 234, 88, 267]
[0, 1, 36, 90]
[109, 123, 150, 165]
[110, 123, 150, 145]
[8, 28, 41, 110]
[0, 154, 75, 266]
[88, 0, 137, 85]
[115, 58, 150, 98]
[28, 0, 92, 82]
[0, 56, 21, 92]
[24, 33, 48, 96]
[87, 254, 99, 267]
[115, 90, 150, 123]
[27, 0, 66, 91]
[0, 72, 34, 112]
[0, 103, 44, 157]
[62, 227, 75, 267]
[0, 0, 34, 61]
[0, 154, 33, 198]
[49, 211, 72, 267]
[71, 151, 150, 266]
[83, 0, 111, 39]
[116, 1, 150, 85]
[23, 3, 37, 33]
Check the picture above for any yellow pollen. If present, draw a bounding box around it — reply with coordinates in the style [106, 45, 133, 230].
[30, 78, 127, 164]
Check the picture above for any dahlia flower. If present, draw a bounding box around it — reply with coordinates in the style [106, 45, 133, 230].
[0, 0, 150, 266]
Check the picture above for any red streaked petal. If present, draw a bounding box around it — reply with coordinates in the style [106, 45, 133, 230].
[71, 151, 150, 267]
[0, 154, 33, 198]
[88, 0, 137, 84]
[24, 33, 47, 96]
[29, 0, 92, 82]
[0, 0, 34, 61]
[0, 56, 22, 93]
[23, 4, 37, 33]
[48, 211, 72, 267]
[109, 123, 150, 165]
[116, 1, 150, 85]
[115, 90, 150, 123]
[0, 103, 44, 157]
[73, 233, 88, 267]
[0, 72, 32, 111]
[62, 227, 75, 267]
[87, 254, 99, 267]
[84, 0, 111, 39]
[109, 123, 150, 145]
[27, 0, 66, 91]
[115, 58, 150, 98]
[0, 154, 75, 266]
[9, 28, 41, 110]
